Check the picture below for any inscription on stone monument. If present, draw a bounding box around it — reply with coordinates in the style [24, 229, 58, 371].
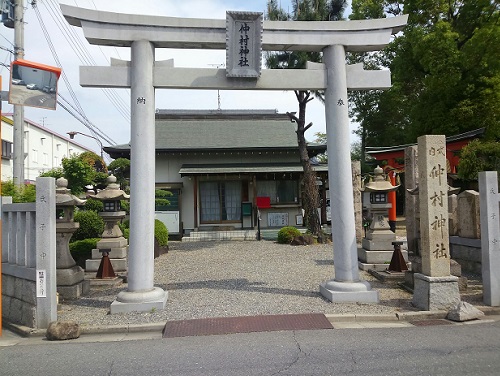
[418, 135, 450, 277]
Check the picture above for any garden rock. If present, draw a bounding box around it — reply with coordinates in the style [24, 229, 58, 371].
[291, 235, 315, 246]
[46, 321, 81, 340]
[446, 301, 485, 322]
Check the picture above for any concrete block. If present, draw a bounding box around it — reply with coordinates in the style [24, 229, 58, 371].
[2, 295, 11, 318]
[92, 247, 128, 259]
[21, 279, 37, 306]
[358, 248, 408, 264]
[57, 266, 85, 286]
[57, 282, 88, 300]
[412, 273, 460, 311]
[86, 258, 127, 272]
[10, 297, 23, 325]
[97, 237, 127, 249]
[20, 303, 36, 328]
[3, 274, 15, 297]
[457, 190, 481, 238]
[13, 277, 23, 300]
[361, 239, 396, 251]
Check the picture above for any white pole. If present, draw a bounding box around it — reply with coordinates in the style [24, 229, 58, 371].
[320, 45, 378, 303]
[111, 40, 167, 313]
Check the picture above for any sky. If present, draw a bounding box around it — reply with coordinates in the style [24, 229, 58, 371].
[0, 0, 355, 158]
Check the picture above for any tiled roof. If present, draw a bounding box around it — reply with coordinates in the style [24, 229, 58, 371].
[105, 110, 326, 155]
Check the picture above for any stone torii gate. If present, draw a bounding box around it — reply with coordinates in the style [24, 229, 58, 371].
[61, 5, 408, 313]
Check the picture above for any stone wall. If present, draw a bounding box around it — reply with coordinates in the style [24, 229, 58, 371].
[1, 178, 57, 329]
[1, 275, 37, 328]
[449, 236, 482, 274]
[449, 190, 482, 273]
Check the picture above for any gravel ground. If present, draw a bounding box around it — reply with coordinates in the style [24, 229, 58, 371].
[58, 240, 479, 327]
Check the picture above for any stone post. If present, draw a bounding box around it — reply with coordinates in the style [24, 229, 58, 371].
[352, 161, 363, 243]
[413, 135, 459, 310]
[319, 44, 378, 303]
[479, 171, 500, 306]
[404, 146, 419, 254]
[111, 40, 168, 313]
[35, 177, 57, 329]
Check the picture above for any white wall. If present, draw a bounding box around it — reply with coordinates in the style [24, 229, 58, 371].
[155, 151, 305, 232]
[1, 115, 92, 182]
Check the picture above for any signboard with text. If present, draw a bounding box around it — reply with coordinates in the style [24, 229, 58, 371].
[226, 11, 263, 78]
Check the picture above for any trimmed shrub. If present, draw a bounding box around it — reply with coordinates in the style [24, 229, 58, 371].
[83, 198, 104, 213]
[69, 238, 99, 268]
[72, 210, 104, 241]
[277, 226, 301, 244]
[117, 219, 166, 246]
[155, 219, 169, 247]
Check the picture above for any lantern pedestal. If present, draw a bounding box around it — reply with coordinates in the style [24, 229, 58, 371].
[85, 212, 128, 275]
[56, 220, 90, 300]
[55, 178, 90, 300]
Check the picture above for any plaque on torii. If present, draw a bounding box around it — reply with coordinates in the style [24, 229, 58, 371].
[61, 4, 407, 311]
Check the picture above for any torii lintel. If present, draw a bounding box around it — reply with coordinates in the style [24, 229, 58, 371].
[61, 5, 408, 53]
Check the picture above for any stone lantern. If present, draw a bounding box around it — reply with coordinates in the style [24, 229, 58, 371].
[55, 177, 89, 299]
[86, 175, 130, 279]
[358, 166, 409, 271]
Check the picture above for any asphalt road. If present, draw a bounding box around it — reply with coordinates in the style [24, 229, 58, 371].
[1, 320, 500, 376]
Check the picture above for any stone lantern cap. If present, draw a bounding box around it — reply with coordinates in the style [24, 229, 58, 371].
[88, 174, 130, 201]
[55, 177, 87, 206]
[361, 166, 399, 193]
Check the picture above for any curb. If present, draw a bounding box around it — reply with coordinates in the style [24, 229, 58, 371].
[80, 322, 165, 335]
[4, 306, 500, 339]
[3, 322, 46, 338]
[325, 311, 447, 324]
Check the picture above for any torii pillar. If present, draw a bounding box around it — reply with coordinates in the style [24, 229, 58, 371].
[110, 41, 168, 313]
[319, 45, 378, 303]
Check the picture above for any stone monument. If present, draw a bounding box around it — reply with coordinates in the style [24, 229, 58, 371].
[479, 171, 500, 306]
[55, 177, 90, 299]
[412, 135, 460, 310]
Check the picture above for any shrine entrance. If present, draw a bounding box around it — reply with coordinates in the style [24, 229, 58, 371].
[61, 4, 407, 313]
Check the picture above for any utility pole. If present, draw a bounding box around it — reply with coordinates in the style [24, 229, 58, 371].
[13, 0, 24, 186]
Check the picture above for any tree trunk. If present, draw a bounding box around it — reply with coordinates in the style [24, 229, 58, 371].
[291, 90, 323, 241]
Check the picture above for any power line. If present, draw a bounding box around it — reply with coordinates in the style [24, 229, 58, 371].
[30, 2, 117, 146]
[42, 0, 130, 121]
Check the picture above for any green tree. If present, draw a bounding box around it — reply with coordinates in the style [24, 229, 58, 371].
[41, 152, 106, 195]
[1, 181, 37, 202]
[458, 139, 500, 181]
[349, 0, 500, 152]
[107, 158, 130, 190]
[266, 0, 347, 240]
